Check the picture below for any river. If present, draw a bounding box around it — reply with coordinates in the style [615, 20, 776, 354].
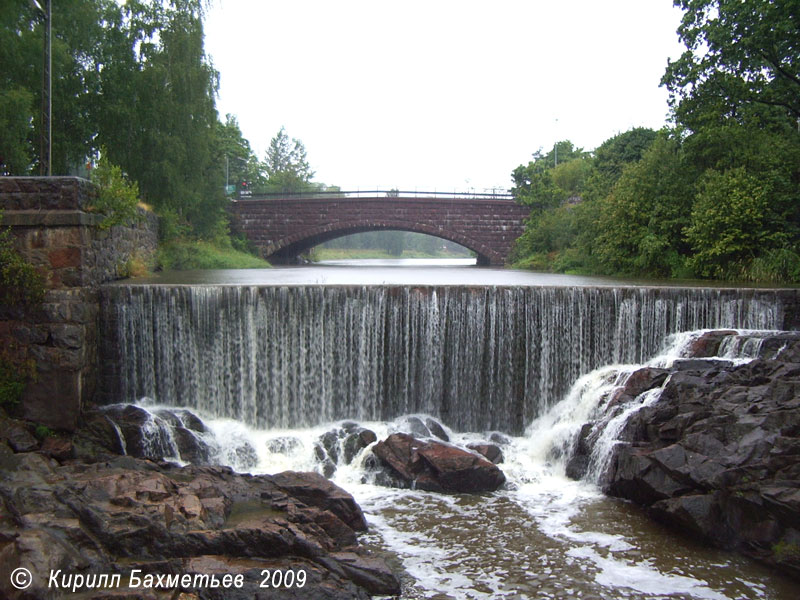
[101, 261, 798, 599]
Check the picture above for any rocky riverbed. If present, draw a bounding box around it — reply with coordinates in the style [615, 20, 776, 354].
[567, 330, 800, 580]
[0, 414, 401, 600]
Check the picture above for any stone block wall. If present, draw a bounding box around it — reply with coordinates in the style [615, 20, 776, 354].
[0, 177, 158, 431]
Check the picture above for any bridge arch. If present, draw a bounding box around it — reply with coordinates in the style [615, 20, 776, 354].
[267, 220, 499, 265]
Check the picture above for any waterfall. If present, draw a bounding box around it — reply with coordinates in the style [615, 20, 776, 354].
[99, 285, 785, 434]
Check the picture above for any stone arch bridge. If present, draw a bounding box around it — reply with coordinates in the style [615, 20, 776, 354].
[229, 191, 530, 265]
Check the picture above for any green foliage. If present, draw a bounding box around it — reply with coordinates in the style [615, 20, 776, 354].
[663, 0, 800, 130]
[686, 168, 785, 278]
[263, 127, 315, 193]
[511, 141, 590, 214]
[0, 87, 35, 174]
[157, 239, 270, 270]
[0, 214, 45, 308]
[593, 134, 694, 277]
[0, 350, 36, 407]
[34, 424, 55, 440]
[88, 153, 142, 230]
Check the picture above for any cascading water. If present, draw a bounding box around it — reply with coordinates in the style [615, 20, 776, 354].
[99, 285, 785, 434]
[100, 325, 798, 599]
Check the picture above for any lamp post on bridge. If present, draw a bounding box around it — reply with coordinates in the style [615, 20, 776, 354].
[29, 0, 52, 176]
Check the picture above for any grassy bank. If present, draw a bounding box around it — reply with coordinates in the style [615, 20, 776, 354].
[157, 239, 270, 270]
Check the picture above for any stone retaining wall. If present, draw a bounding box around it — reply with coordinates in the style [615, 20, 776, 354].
[0, 177, 158, 430]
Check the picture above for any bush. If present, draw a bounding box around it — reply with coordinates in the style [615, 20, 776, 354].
[88, 152, 142, 230]
[0, 213, 45, 307]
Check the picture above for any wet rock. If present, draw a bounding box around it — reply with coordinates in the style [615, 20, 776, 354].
[401, 416, 431, 438]
[0, 418, 39, 452]
[565, 422, 594, 480]
[270, 470, 368, 532]
[329, 551, 402, 596]
[372, 433, 506, 494]
[587, 330, 800, 580]
[0, 448, 396, 599]
[343, 428, 377, 464]
[621, 367, 669, 398]
[425, 417, 450, 442]
[319, 429, 341, 463]
[173, 426, 211, 464]
[466, 443, 504, 464]
[39, 436, 73, 461]
[489, 431, 512, 446]
[316, 424, 378, 469]
[267, 436, 303, 455]
[686, 330, 737, 358]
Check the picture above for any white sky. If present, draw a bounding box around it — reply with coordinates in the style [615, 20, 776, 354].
[204, 0, 686, 193]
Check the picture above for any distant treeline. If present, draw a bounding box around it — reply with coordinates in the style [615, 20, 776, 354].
[512, 0, 799, 283]
[320, 231, 472, 258]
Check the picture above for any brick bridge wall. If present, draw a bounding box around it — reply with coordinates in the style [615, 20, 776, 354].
[229, 196, 531, 265]
[0, 177, 158, 431]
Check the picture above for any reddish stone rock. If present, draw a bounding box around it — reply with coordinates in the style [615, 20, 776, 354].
[372, 433, 506, 494]
[48, 246, 81, 268]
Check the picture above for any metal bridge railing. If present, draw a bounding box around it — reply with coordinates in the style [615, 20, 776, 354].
[234, 189, 514, 201]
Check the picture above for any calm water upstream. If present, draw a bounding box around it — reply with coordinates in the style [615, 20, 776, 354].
[105, 260, 798, 598]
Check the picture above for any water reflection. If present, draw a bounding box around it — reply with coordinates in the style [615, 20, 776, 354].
[125, 259, 636, 287]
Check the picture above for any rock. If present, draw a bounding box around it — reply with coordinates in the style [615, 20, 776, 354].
[0, 418, 39, 452]
[270, 471, 369, 532]
[578, 330, 800, 580]
[466, 443, 504, 464]
[39, 436, 73, 461]
[372, 433, 506, 494]
[489, 431, 512, 445]
[319, 429, 341, 463]
[425, 417, 450, 442]
[316, 424, 377, 469]
[686, 330, 737, 358]
[329, 551, 402, 596]
[267, 436, 303, 455]
[173, 426, 211, 464]
[343, 428, 377, 464]
[0, 448, 396, 599]
[621, 367, 669, 398]
[400, 416, 431, 438]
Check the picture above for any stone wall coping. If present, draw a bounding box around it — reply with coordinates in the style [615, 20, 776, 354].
[2, 210, 103, 227]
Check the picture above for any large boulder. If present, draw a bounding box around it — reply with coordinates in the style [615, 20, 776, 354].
[576, 330, 800, 580]
[371, 433, 505, 494]
[0, 443, 399, 599]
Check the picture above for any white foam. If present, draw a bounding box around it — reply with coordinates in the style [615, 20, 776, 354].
[566, 546, 729, 600]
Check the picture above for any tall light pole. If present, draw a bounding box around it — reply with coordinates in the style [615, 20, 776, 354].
[554, 118, 559, 168]
[29, 0, 51, 176]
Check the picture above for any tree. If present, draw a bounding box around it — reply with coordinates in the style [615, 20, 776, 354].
[663, 0, 800, 130]
[0, 88, 35, 174]
[594, 134, 694, 277]
[264, 127, 314, 193]
[685, 167, 783, 278]
[0, 0, 109, 174]
[511, 141, 590, 213]
[215, 114, 267, 193]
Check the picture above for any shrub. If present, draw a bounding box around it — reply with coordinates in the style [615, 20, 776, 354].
[88, 152, 142, 230]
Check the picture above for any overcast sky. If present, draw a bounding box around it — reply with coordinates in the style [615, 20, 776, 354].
[204, 0, 686, 193]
